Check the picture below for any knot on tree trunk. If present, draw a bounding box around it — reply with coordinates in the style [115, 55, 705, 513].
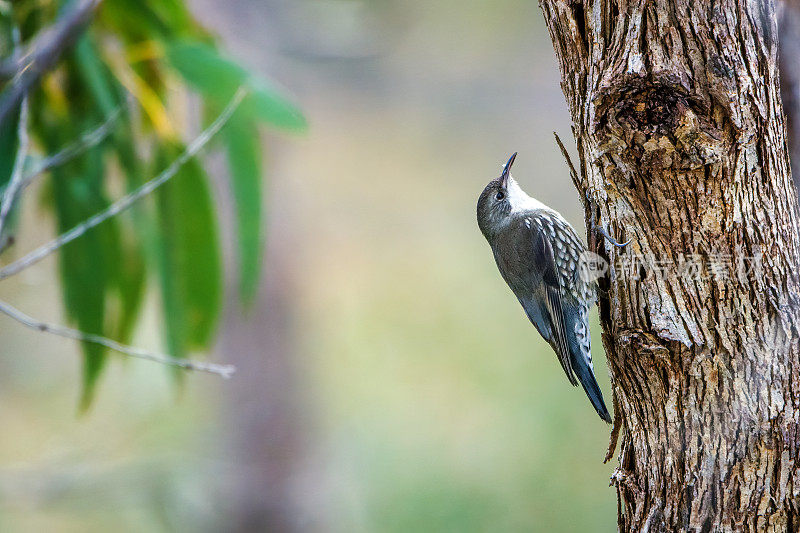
[595, 78, 726, 173]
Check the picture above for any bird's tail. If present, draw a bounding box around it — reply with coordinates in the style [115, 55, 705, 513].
[572, 354, 612, 423]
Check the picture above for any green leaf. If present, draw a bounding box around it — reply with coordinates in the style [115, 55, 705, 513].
[74, 37, 148, 348]
[165, 40, 307, 131]
[74, 35, 118, 115]
[112, 112, 160, 311]
[48, 131, 118, 410]
[0, 96, 22, 246]
[114, 229, 147, 343]
[246, 79, 308, 132]
[100, 0, 209, 42]
[145, 0, 196, 36]
[154, 144, 222, 359]
[165, 40, 247, 101]
[0, 98, 20, 190]
[224, 110, 263, 304]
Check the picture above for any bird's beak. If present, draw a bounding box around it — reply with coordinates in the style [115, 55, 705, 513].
[500, 152, 517, 188]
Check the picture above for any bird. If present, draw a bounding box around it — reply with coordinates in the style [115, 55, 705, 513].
[476, 152, 612, 423]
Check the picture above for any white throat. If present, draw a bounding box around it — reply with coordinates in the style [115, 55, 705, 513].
[506, 177, 550, 214]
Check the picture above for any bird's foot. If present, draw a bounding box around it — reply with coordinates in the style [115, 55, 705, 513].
[595, 226, 630, 248]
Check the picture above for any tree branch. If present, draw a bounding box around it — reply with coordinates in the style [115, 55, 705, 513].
[0, 299, 235, 378]
[0, 0, 103, 127]
[0, 87, 248, 281]
[0, 93, 29, 250]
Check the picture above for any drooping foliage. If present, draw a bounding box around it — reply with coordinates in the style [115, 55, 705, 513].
[0, 0, 306, 407]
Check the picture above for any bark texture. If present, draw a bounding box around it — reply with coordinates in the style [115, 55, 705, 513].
[539, 1, 800, 531]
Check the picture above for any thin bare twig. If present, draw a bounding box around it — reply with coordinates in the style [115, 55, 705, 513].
[0, 87, 248, 281]
[0, 299, 235, 378]
[0, 94, 29, 249]
[19, 103, 124, 193]
[553, 131, 582, 192]
[554, 131, 599, 252]
[0, 0, 103, 126]
[0, 27, 28, 252]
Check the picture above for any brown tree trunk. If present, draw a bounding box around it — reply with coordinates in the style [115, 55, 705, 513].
[539, 1, 800, 531]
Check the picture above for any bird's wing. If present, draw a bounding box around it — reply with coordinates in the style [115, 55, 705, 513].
[530, 226, 577, 386]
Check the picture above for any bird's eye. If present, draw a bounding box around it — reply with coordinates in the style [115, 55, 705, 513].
[495, 191, 505, 201]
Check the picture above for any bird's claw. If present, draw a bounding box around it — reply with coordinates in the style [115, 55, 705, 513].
[595, 226, 630, 248]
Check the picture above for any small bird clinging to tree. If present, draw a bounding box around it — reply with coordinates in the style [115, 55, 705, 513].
[477, 153, 612, 423]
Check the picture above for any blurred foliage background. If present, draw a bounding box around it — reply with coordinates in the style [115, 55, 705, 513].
[0, 0, 616, 531]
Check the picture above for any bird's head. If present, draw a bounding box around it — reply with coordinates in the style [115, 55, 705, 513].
[477, 152, 530, 239]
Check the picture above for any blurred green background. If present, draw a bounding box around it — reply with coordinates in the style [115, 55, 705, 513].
[0, 0, 616, 531]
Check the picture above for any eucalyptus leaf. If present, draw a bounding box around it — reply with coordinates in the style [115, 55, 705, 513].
[224, 110, 263, 304]
[49, 134, 114, 411]
[0, 99, 20, 189]
[166, 40, 307, 132]
[154, 144, 222, 360]
[0, 98, 21, 246]
[75, 36, 148, 346]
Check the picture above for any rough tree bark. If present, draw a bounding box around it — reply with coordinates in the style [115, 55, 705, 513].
[540, 1, 800, 531]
